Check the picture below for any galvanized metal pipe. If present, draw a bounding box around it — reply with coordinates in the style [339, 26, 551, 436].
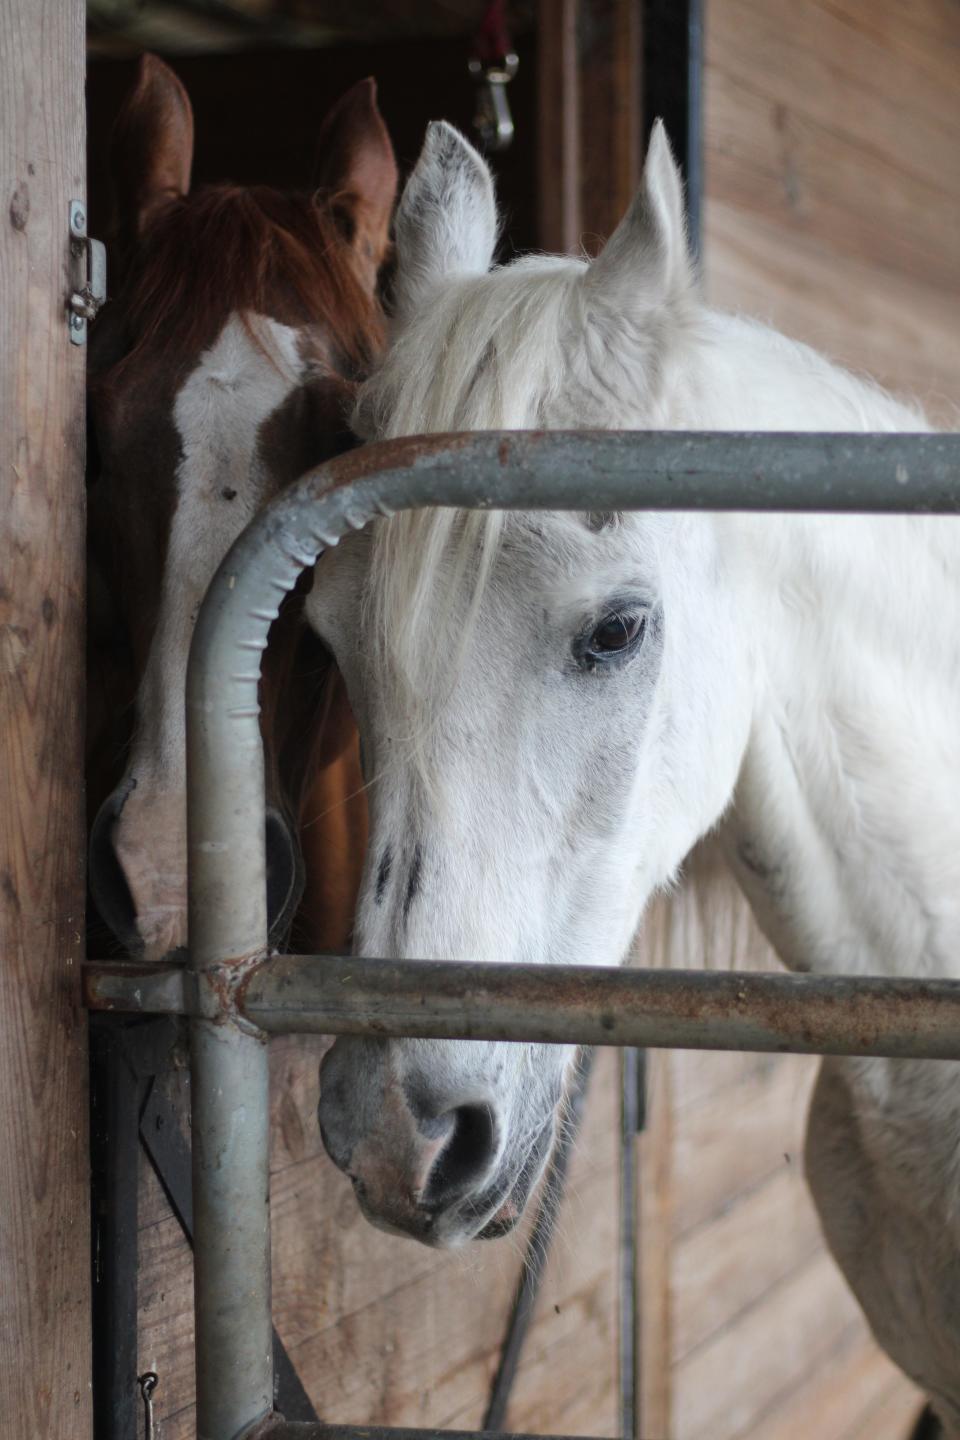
[84, 956, 960, 1061]
[183, 430, 960, 1439]
[238, 955, 960, 1059]
[254, 1428, 610, 1440]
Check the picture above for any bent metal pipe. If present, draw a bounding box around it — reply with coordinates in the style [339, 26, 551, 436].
[102, 429, 960, 1440]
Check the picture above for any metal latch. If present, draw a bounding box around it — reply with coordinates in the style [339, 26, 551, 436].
[68, 200, 107, 346]
[468, 52, 519, 153]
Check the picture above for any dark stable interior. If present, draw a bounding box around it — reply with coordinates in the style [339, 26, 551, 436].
[87, 34, 540, 258]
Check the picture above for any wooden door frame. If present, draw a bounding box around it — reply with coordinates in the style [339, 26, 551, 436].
[0, 1, 91, 1434]
[536, 0, 702, 256]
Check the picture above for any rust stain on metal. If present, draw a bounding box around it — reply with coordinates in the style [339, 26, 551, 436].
[303, 431, 480, 500]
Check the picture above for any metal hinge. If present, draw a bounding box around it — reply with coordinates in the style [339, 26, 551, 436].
[68, 200, 107, 346]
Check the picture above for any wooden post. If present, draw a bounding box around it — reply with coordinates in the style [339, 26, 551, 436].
[537, 0, 642, 254]
[537, 0, 581, 253]
[0, 0, 92, 1434]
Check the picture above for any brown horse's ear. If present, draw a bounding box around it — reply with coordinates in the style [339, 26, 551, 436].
[111, 53, 194, 240]
[314, 77, 398, 288]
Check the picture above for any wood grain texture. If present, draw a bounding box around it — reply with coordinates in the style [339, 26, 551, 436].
[577, 0, 641, 254]
[537, 0, 642, 256]
[537, 0, 581, 253]
[703, 0, 960, 419]
[0, 0, 90, 1433]
[136, 1043, 621, 1437]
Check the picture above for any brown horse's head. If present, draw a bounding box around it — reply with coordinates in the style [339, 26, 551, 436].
[88, 55, 395, 958]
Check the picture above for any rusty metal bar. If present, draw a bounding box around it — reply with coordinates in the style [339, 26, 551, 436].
[197, 433, 960, 541]
[253, 1427, 610, 1440]
[84, 955, 960, 1061]
[157, 428, 960, 1440]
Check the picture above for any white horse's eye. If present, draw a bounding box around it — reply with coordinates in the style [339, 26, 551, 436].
[586, 611, 646, 660]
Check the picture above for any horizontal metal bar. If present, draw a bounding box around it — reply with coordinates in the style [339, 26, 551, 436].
[84, 956, 960, 1060]
[84, 961, 188, 1015]
[220, 432, 960, 526]
[252, 1425, 610, 1440]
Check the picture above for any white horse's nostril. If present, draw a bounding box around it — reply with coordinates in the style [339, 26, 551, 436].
[422, 1103, 500, 1209]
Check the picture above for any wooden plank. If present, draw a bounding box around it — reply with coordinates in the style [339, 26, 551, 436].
[577, 0, 641, 253]
[538, 0, 643, 256]
[703, 197, 960, 422]
[537, 0, 580, 252]
[707, 0, 960, 194]
[672, 1252, 866, 1440]
[669, 1049, 815, 1239]
[815, 0, 960, 70]
[670, 1163, 822, 1363]
[734, 1323, 922, 1440]
[0, 0, 90, 1434]
[704, 64, 960, 297]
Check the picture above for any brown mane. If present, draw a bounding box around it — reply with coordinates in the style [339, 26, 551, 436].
[111, 182, 384, 377]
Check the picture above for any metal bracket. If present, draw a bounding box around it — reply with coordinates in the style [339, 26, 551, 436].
[68, 200, 107, 346]
[468, 53, 519, 152]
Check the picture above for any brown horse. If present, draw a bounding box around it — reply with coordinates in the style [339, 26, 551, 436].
[87, 55, 395, 959]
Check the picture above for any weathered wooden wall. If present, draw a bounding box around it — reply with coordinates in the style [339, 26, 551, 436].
[0, 0, 91, 1434]
[637, 2, 960, 1436]
[703, 0, 960, 424]
[137, 1043, 623, 1437]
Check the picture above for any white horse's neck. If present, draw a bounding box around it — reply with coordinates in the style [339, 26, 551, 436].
[677, 315, 960, 981]
[672, 310, 929, 433]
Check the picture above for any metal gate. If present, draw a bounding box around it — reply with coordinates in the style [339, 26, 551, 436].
[84, 427, 960, 1440]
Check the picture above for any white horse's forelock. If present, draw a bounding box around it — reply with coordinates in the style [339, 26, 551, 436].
[354, 257, 586, 745]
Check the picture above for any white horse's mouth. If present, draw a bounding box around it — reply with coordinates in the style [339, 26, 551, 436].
[464, 1112, 557, 1243]
[346, 1109, 556, 1248]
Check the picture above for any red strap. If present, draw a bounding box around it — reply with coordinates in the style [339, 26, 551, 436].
[473, 0, 513, 66]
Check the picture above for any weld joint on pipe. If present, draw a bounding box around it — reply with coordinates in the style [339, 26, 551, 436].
[195, 949, 271, 1036]
[234, 1413, 277, 1440]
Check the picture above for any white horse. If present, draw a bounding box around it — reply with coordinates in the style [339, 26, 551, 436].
[309, 121, 960, 1430]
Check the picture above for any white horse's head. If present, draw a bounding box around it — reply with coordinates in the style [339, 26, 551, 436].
[310, 123, 753, 1245]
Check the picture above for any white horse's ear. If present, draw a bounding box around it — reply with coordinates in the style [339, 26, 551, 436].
[392, 121, 498, 314]
[584, 120, 691, 316]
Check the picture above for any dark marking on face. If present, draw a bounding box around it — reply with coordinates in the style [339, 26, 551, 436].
[375, 847, 392, 904]
[584, 511, 620, 532]
[221, 486, 237, 501]
[402, 843, 423, 922]
[736, 839, 785, 901]
[255, 371, 359, 490]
